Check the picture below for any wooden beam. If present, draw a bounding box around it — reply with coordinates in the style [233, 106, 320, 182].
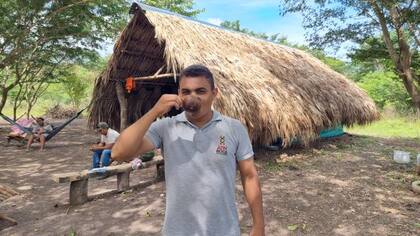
[52, 156, 164, 183]
[69, 179, 88, 205]
[120, 49, 162, 57]
[133, 73, 179, 81]
[117, 172, 130, 192]
[120, 49, 163, 60]
[0, 214, 17, 226]
[153, 66, 165, 77]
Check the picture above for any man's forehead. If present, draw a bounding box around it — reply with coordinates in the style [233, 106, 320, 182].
[179, 76, 212, 89]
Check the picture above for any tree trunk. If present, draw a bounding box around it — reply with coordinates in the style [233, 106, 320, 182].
[0, 87, 9, 113]
[13, 84, 24, 120]
[388, 5, 420, 114]
[399, 68, 420, 115]
[115, 81, 128, 131]
[371, 2, 420, 114]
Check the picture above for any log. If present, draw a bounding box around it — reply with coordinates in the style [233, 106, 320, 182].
[117, 172, 130, 192]
[52, 156, 164, 183]
[133, 73, 178, 81]
[0, 214, 17, 226]
[69, 179, 88, 205]
[156, 163, 165, 181]
[0, 185, 19, 199]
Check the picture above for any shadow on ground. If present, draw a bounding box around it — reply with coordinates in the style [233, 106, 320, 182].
[0, 119, 419, 235]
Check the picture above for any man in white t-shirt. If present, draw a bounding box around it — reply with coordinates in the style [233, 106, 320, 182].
[90, 122, 120, 168]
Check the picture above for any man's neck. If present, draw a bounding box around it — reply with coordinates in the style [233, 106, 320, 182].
[186, 110, 213, 128]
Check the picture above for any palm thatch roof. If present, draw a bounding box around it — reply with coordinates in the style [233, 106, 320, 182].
[89, 3, 379, 146]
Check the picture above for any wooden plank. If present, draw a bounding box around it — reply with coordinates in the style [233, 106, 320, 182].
[69, 179, 88, 205]
[53, 156, 164, 183]
[0, 214, 17, 226]
[132, 73, 178, 81]
[53, 170, 89, 183]
[156, 163, 165, 181]
[117, 172, 130, 192]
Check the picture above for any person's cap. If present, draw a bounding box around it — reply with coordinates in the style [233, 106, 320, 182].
[97, 122, 109, 129]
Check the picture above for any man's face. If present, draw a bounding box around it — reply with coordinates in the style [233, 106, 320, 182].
[178, 76, 218, 116]
[98, 128, 108, 135]
[36, 118, 44, 126]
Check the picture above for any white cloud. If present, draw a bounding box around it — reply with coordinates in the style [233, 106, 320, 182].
[206, 18, 223, 26]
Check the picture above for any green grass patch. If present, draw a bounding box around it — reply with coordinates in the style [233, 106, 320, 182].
[346, 116, 420, 138]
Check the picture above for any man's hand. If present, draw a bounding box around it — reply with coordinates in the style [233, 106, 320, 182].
[90, 143, 104, 151]
[150, 94, 182, 117]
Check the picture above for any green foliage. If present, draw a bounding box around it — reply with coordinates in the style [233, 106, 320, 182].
[220, 20, 289, 45]
[220, 20, 357, 79]
[279, 0, 420, 111]
[60, 66, 92, 108]
[142, 0, 203, 17]
[346, 116, 420, 138]
[278, 0, 418, 49]
[349, 34, 420, 78]
[0, 0, 129, 112]
[358, 71, 411, 111]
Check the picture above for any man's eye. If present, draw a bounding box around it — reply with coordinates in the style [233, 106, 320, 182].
[197, 90, 206, 94]
[182, 90, 190, 95]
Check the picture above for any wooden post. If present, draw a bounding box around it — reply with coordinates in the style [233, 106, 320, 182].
[156, 163, 165, 181]
[0, 214, 17, 227]
[117, 171, 130, 191]
[115, 82, 128, 130]
[69, 179, 88, 205]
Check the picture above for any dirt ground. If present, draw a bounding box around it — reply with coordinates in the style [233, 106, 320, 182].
[0, 119, 419, 236]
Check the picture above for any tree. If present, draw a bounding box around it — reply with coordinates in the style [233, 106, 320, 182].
[221, 20, 356, 78]
[349, 34, 419, 76]
[358, 71, 411, 111]
[221, 20, 289, 44]
[0, 0, 129, 113]
[279, 0, 420, 113]
[142, 0, 203, 17]
[61, 65, 96, 108]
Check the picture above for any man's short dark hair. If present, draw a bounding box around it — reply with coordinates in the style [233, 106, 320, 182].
[179, 64, 215, 89]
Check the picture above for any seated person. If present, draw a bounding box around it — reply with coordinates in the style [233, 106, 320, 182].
[26, 117, 53, 151]
[90, 122, 120, 169]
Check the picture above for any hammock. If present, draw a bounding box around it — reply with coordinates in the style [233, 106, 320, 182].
[0, 107, 86, 141]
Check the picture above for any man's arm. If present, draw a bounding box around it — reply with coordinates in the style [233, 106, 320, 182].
[238, 158, 265, 236]
[91, 143, 114, 151]
[111, 94, 182, 162]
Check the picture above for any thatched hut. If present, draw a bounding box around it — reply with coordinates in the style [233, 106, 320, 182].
[89, 3, 379, 146]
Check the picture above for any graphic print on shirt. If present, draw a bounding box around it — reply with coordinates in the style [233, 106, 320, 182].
[215, 135, 228, 155]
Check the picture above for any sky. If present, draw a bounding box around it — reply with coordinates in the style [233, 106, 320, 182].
[194, 0, 307, 45]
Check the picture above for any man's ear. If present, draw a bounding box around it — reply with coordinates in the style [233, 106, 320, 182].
[212, 87, 219, 97]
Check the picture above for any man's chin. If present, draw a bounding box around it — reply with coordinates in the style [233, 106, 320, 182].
[185, 109, 201, 117]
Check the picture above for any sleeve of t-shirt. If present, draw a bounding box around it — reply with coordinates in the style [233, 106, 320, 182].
[108, 130, 119, 143]
[44, 125, 53, 133]
[145, 118, 167, 149]
[233, 120, 254, 161]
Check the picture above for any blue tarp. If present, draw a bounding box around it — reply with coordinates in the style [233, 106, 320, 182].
[319, 125, 344, 138]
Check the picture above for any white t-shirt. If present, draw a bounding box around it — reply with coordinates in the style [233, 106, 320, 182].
[100, 128, 120, 144]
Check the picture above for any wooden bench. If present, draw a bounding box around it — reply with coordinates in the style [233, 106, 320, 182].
[52, 156, 164, 205]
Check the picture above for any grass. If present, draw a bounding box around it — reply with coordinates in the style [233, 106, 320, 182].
[346, 116, 420, 138]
